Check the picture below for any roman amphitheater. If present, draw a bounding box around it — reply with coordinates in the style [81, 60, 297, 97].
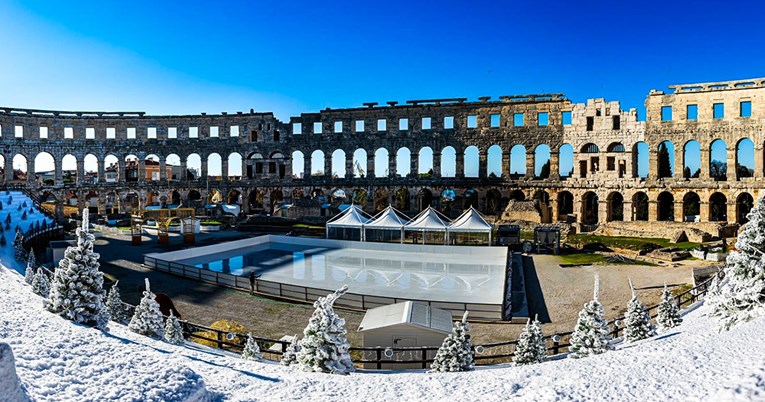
[1, 77, 763, 237]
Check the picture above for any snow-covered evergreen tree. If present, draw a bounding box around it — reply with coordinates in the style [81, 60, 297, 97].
[296, 285, 354, 374]
[13, 232, 26, 262]
[569, 276, 612, 358]
[513, 315, 547, 366]
[708, 196, 765, 330]
[128, 278, 164, 337]
[106, 281, 129, 323]
[623, 279, 656, 343]
[31, 269, 50, 297]
[241, 334, 262, 361]
[164, 311, 184, 345]
[24, 254, 36, 285]
[656, 283, 683, 332]
[46, 209, 109, 329]
[430, 311, 474, 373]
[0, 234, 6, 247]
[280, 335, 299, 366]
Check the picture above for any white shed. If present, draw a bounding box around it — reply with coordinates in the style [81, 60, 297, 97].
[358, 301, 453, 369]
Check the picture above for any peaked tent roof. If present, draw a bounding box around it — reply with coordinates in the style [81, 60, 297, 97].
[448, 206, 493, 233]
[357, 301, 452, 333]
[404, 206, 451, 231]
[326, 204, 371, 228]
[364, 205, 410, 230]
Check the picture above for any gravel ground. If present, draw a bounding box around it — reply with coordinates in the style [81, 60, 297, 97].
[90, 230, 706, 346]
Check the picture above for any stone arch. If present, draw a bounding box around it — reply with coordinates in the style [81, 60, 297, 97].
[62, 154, 77, 184]
[657, 140, 675, 178]
[683, 140, 701, 178]
[581, 143, 600, 153]
[509, 189, 525, 201]
[441, 146, 456, 177]
[227, 189, 241, 205]
[710, 139, 728, 181]
[104, 154, 119, 182]
[165, 154, 181, 181]
[207, 153, 222, 178]
[440, 188, 457, 213]
[632, 192, 649, 221]
[558, 143, 574, 178]
[291, 150, 305, 179]
[187, 190, 202, 203]
[186, 153, 201, 180]
[310, 150, 325, 177]
[606, 192, 624, 221]
[487, 145, 502, 178]
[736, 138, 754, 179]
[534, 144, 551, 178]
[396, 147, 411, 177]
[582, 191, 599, 225]
[374, 148, 389, 178]
[709, 192, 727, 222]
[557, 191, 574, 219]
[352, 188, 367, 206]
[83, 153, 98, 183]
[227, 152, 243, 180]
[416, 188, 433, 211]
[509, 144, 526, 176]
[374, 188, 389, 211]
[247, 189, 264, 210]
[331, 188, 347, 205]
[463, 188, 478, 209]
[144, 154, 161, 181]
[270, 189, 284, 213]
[353, 148, 367, 178]
[331, 149, 346, 178]
[394, 187, 411, 211]
[33, 152, 54, 183]
[607, 142, 625, 152]
[737, 192, 754, 224]
[463, 146, 479, 178]
[418, 147, 434, 176]
[657, 191, 674, 221]
[486, 189, 502, 215]
[170, 190, 181, 205]
[683, 192, 701, 222]
[11, 154, 29, 181]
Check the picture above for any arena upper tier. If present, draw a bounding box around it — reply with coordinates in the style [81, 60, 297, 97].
[1, 77, 763, 235]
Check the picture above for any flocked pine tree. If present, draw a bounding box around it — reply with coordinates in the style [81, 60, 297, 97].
[164, 311, 185, 345]
[128, 278, 164, 337]
[430, 311, 474, 373]
[569, 276, 612, 358]
[46, 209, 109, 329]
[513, 315, 547, 366]
[13, 231, 26, 262]
[708, 196, 765, 330]
[296, 285, 354, 374]
[623, 279, 656, 343]
[31, 269, 50, 298]
[106, 281, 129, 323]
[0, 234, 6, 246]
[656, 283, 682, 332]
[24, 253, 36, 285]
[241, 334, 263, 361]
[280, 335, 300, 366]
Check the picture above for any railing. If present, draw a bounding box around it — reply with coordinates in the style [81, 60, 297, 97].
[21, 226, 65, 252]
[109, 266, 724, 370]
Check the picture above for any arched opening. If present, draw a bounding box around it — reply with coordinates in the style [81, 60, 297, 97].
[737, 192, 754, 224]
[581, 143, 600, 153]
[353, 148, 367, 178]
[34, 152, 54, 184]
[710, 139, 727, 181]
[291, 151, 305, 179]
[207, 153, 222, 179]
[84, 154, 98, 183]
[310, 150, 325, 176]
[486, 189, 502, 214]
[736, 138, 754, 179]
[657, 192, 674, 221]
[104, 154, 119, 182]
[124, 154, 139, 182]
[683, 140, 701, 178]
[396, 147, 411, 177]
[509, 144, 526, 176]
[463, 188, 479, 210]
[270, 189, 283, 213]
[683, 192, 700, 222]
[170, 190, 181, 206]
[463, 146, 479, 178]
[558, 143, 574, 178]
[0, 155, 4, 180]
[227, 152, 242, 180]
[657, 141, 674, 178]
[709, 192, 728, 222]
[533, 190, 551, 223]
[331, 188, 347, 206]
[374, 148, 389, 178]
[487, 145, 502, 178]
[509, 189, 525, 201]
[534, 144, 551, 179]
[248, 190, 263, 211]
[607, 192, 624, 221]
[418, 147, 434, 177]
[352, 188, 366, 206]
[143, 154, 160, 181]
[186, 154, 201, 180]
[416, 188, 433, 211]
[557, 191, 574, 219]
[374, 188, 389, 211]
[331, 149, 346, 178]
[441, 146, 456, 177]
[440, 188, 456, 214]
[582, 192, 599, 225]
[62, 154, 78, 185]
[632, 192, 649, 221]
[165, 154, 181, 181]
[394, 187, 410, 211]
[607, 142, 625, 152]
[228, 190, 241, 205]
[632, 142, 649, 178]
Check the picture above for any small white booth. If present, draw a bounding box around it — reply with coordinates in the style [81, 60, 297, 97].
[447, 206, 493, 245]
[364, 205, 410, 243]
[403, 206, 451, 245]
[325, 205, 370, 241]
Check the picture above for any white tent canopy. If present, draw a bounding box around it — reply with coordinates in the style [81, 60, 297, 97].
[365, 206, 410, 229]
[404, 206, 451, 231]
[447, 206, 493, 245]
[326, 204, 370, 228]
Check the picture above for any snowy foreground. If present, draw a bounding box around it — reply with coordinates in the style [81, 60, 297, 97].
[1, 267, 764, 401]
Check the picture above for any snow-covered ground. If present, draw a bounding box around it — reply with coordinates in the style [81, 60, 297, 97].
[1, 192, 763, 400]
[2, 262, 765, 401]
[0, 191, 53, 275]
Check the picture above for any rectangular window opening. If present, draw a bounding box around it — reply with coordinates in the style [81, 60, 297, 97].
[292, 123, 302, 135]
[167, 127, 177, 139]
[230, 125, 239, 137]
[538, 112, 549, 126]
[355, 120, 364, 132]
[334, 121, 343, 133]
[313, 122, 322, 134]
[586, 117, 594, 131]
[377, 119, 387, 131]
[106, 127, 115, 139]
[422, 117, 432, 130]
[39, 127, 48, 139]
[127, 127, 137, 139]
[713, 103, 724, 119]
[562, 111, 572, 125]
[661, 106, 672, 121]
[399, 118, 409, 131]
[490, 114, 500, 128]
[740, 101, 752, 118]
[14, 125, 23, 138]
[687, 104, 698, 120]
[147, 127, 157, 139]
[188, 127, 198, 138]
[513, 113, 524, 127]
[209, 126, 219, 138]
[86, 127, 95, 139]
[612, 116, 620, 130]
[467, 115, 477, 128]
[444, 116, 454, 129]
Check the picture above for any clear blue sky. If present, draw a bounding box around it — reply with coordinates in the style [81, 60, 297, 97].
[1, 1, 763, 177]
